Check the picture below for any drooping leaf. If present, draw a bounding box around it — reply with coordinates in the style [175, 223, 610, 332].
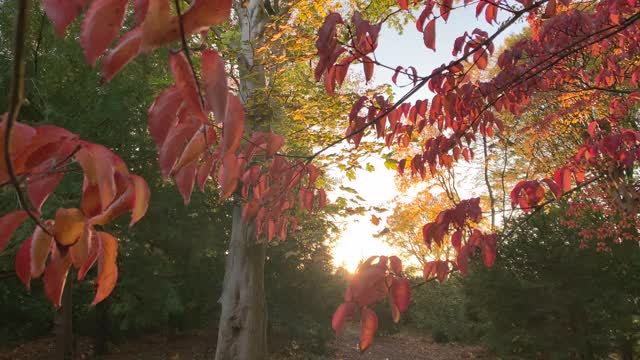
[43, 246, 71, 307]
[101, 27, 143, 83]
[359, 306, 378, 352]
[389, 256, 402, 274]
[332, 302, 355, 337]
[129, 175, 150, 226]
[170, 52, 204, 119]
[423, 19, 436, 51]
[202, 49, 228, 123]
[222, 94, 245, 154]
[80, 0, 129, 65]
[0, 210, 28, 254]
[30, 224, 53, 278]
[391, 277, 411, 312]
[54, 208, 85, 246]
[92, 232, 118, 305]
[15, 237, 32, 290]
[27, 172, 64, 213]
[42, 0, 88, 37]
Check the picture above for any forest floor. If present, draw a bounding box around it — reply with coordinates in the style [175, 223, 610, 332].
[0, 326, 492, 359]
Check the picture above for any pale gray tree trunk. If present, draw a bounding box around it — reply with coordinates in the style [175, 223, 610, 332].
[214, 1, 270, 359]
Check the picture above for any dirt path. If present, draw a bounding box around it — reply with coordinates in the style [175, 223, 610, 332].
[1, 328, 491, 359]
[328, 326, 491, 360]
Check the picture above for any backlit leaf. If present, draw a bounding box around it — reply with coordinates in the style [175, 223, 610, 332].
[0, 210, 28, 254]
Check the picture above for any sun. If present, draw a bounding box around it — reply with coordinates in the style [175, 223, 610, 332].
[332, 214, 393, 273]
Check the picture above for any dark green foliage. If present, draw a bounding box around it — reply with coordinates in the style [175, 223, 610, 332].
[464, 207, 640, 359]
[404, 276, 478, 343]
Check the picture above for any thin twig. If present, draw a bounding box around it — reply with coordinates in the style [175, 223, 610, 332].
[5, 0, 52, 235]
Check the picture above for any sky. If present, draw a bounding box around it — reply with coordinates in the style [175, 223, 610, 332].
[330, 4, 527, 272]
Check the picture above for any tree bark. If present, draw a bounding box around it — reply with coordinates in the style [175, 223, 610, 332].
[94, 296, 110, 356]
[214, 206, 268, 360]
[214, 2, 271, 359]
[54, 275, 74, 360]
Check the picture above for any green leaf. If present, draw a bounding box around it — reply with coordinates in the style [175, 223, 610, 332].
[384, 159, 398, 170]
[365, 163, 375, 172]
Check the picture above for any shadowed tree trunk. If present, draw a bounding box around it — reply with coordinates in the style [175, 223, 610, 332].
[54, 275, 74, 359]
[94, 296, 110, 356]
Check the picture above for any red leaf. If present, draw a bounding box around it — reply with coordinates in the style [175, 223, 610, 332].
[332, 302, 356, 337]
[27, 172, 64, 213]
[80, 0, 129, 66]
[141, 0, 231, 52]
[389, 256, 402, 274]
[481, 234, 497, 267]
[391, 277, 411, 312]
[202, 49, 228, 123]
[541, 178, 562, 200]
[363, 56, 374, 82]
[101, 27, 143, 83]
[544, 0, 557, 17]
[359, 306, 378, 352]
[196, 153, 216, 192]
[42, 0, 87, 37]
[175, 162, 198, 205]
[398, 0, 409, 10]
[133, 0, 149, 23]
[223, 94, 245, 154]
[16, 237, 32, 290]
[174, 125, 216, 173]
[170, 52, 205, 119]
[43, 247, 71, 307]
[317, 188, 327, 208]
[0, 210, 28, 254]
[440, 0, 452, 21]
[92, 232, 118, 305]
[423, 19, 436, 51]
[158, 124, 199, 178]
[75, 144, 118, 211]
[130, 175, 150, 226]
[219, 152, 240, 200]
[148, 86, 182, 147]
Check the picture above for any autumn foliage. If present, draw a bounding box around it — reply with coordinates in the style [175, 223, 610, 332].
[318, 0, 640, 351]
[1, 0, 325, 308]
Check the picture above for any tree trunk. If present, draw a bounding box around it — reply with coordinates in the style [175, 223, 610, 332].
[94, 296, 110, 356]
[214, 2, 271, 359]
[214, 206, 268, 360]
[54, 275, 74, 360]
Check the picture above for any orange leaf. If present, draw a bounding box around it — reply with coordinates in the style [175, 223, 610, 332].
[80, 0, 129, 66]
[77, 231, 99, 281]
[54, 208, 85, 246]
[92, 232, 118, 305]
[101, 27, 143, 83]
[370, 214, 380, 225]
[70, 224, 92, 270]
[43, 246, 71, 307]
[0, 210, 28, 254]
[359, 306, 378, 352]
[388, 293, 400, 323]
[202, 49, 228, 123]
[222, 94, 245, 154]
[130, 175, 150, 226]
[42, 0, 88, 37]
[30, 224, 53, 278]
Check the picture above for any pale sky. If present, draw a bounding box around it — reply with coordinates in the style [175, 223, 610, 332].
[330, 4, 526, 272]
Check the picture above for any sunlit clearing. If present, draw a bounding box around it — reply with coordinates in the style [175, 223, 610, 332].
[332, 215, 393, 273]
